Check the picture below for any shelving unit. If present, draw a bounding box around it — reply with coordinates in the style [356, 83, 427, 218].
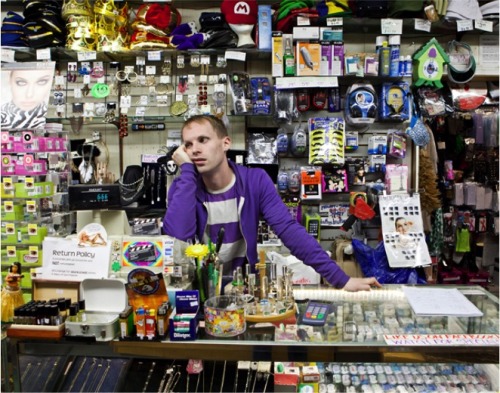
[0, 129, 73, 300]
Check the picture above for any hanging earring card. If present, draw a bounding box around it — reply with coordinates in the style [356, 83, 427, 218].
[379, 193, 432, 268]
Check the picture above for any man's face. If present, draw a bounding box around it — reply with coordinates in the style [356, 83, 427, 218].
[10, 69, 53, 111]
[182, 120, 231, 176]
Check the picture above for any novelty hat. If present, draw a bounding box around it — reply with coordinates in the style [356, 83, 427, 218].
[221, 0, 258, 25]
[447, 40, 476, 84]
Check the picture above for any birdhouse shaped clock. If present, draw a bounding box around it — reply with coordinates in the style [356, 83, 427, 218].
[413, 38, 449, 89]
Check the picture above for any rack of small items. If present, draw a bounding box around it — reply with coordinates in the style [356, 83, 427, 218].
[227, 252, 297, 323]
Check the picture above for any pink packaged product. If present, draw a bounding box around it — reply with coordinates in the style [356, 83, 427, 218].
[15, 159, 47, 176]
[385, 164, 409, 194]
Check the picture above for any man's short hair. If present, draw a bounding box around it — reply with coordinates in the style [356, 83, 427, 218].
[182, 115, 228, 138]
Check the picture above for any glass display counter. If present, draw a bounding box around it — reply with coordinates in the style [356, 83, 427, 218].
[5, 285, 499, 392]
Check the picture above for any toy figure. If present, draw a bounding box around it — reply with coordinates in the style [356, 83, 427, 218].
[1, 262, 25, 322]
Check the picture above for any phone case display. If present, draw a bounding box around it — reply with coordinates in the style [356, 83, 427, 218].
[1, 129, 72, 311]
[379, 194, 432, 269]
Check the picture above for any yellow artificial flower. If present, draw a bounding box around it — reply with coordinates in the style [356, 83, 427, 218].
[185, 244, 209, 259]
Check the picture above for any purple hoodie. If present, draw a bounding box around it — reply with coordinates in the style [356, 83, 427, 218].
[163, 160, 350, 288]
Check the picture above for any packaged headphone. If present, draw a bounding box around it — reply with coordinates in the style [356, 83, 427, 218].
[344, 83, 377, 125]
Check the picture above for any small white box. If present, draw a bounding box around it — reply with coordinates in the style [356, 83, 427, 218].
[293, 26, 320, 40]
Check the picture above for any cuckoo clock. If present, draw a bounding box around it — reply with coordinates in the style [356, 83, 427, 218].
[413, 38, 449, 89]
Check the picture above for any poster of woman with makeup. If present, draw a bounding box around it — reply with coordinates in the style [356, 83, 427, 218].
[1, 61, 55, 129]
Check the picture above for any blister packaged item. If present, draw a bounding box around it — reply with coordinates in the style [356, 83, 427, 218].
[378, 82, 410, 121]
[288, 168, 301, 194]
[384, 164, 408, 194]
[276, 128, 289, 157]
[368, 135, 388, 155]
[415, 87, 451, 117]
[344, 83, 377, 125]
[368, 155, 386, 173]
[387, 131, 407, 159]
[229, 72, 250, 115]
[247, 133, 277, 164]
[290, 125, 307, 157]
[300, 166, 322, 200]
[345, 131, 358, 151]
[450, 82, 488, 111]
[327, 87, 341, 112]
[308, 117, 345, 165]
[346, 158, 366, 186]
[277, 170, 289, 194]
[322, 168, 348, 193]
[273, 89, 298, 124]
[250, 77, 272, 115]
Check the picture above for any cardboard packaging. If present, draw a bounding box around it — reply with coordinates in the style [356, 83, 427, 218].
[272, 32, 284, 77]
[296, 42, 321, 76]
[257, 5, 272, 50]
[65, 278, 127, 342]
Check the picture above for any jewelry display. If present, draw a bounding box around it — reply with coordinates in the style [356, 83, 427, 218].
[79, 357, 97, 393]
[42, 360, 59, 391]
[95, 360, 111, 392]
[142, 361, 156, 393]
[150, 168, 155, 205]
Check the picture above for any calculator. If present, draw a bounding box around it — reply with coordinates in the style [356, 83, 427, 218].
[300, 301, 330, 326]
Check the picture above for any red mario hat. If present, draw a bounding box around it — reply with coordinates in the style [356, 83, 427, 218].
[221, 0, 258, 25]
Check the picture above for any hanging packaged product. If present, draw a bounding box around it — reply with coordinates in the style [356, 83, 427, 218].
[344, 83, 377, 125]
[300, 166, 322, 200]
[250, 77, 272, 115]
[308, 117, 345, 165]
[229, 72, 250, 115]
[378, 81, 411, 121]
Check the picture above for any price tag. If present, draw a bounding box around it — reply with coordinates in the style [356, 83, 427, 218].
[83, 74, 90, 84]
[139, 95, 149, 105]
[414, 18, 431, 32]
[55, 75, 65, 85]
[77, 51, 97, 61]
[36, 48, 51, 60]
[1, 49, 15, 63]
[120, 95, 131, 108]
[297, 15, 311, 26]
[457, 20, 473, 32]
[326, 17, 343, 26]
[147, 51, 162, 61]
[135, 107, 146, 116]
[159, 75, 170, 83]
[146, 65, 156, 74]
[199, 74, 208, 83]
[74, 88, 82, 98]
[475, 19, 493, 32]
[225, 50, 246, 62]
[381, 18, 403, 35]
[124, 65, 135, 73]
[136, 56, 146, 65]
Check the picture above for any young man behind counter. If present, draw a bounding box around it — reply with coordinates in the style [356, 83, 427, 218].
[163, 115, 381, 291]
